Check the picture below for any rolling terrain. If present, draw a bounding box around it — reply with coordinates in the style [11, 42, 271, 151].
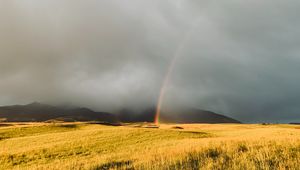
[0, 103, 118, 123]
[0, 122, 299, 169]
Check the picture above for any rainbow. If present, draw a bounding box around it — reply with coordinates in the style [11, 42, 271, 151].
[154, 20, 199, 125]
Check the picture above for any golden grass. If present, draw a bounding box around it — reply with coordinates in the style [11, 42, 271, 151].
[0, 123, 300, 169]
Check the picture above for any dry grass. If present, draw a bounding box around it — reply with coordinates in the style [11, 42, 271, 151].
[0, 122, 300, 169]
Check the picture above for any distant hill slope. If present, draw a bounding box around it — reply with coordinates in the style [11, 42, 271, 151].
[0, 102, 118, 123]
[162, 108, 241, 124]
[0, 103, 240, 123]
[118, 107, 241, 124]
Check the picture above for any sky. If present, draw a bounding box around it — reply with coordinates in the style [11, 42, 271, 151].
[1, 0, 300, 123]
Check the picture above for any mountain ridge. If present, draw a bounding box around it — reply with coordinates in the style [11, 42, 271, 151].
[117, 107, 241, 124]
[0, 102, 118, 123]
[0, 103, 241, 124]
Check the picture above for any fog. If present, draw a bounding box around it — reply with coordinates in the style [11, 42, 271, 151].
[1, 0, 300, 122]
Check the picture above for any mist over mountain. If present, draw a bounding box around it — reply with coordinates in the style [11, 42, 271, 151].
[0, 102, 118, 123]
[117, 107, 240, 124]
[1, 1, 300, 123]
[0, 103, 240, 124]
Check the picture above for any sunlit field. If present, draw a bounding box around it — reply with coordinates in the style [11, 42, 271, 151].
[1, 122, 300, 170]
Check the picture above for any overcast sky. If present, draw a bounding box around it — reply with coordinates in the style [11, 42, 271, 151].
[1, 0, 300, 123]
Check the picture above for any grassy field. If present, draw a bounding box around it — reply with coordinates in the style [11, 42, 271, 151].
[0, 122, 300, 170]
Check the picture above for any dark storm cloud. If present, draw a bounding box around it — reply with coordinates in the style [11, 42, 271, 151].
[1, 0, 300, 122]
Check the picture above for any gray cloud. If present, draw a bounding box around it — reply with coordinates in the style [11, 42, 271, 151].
[1, 0, 300, 122]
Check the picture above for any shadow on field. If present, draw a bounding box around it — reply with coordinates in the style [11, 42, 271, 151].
[0, 136, 8, 141]
[0, 123, 12, 127]
[177, 131, 210, 136]
[128, 123, 159, 129]
[55, 124, 78, 128]
[93, 160, 134, 170]
[88, 122, 122, 126]
[172, 126, 184, 129]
